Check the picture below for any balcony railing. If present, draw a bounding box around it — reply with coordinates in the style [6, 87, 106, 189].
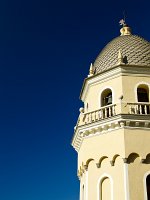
[83, 104, 116, 124]
[77, 102, 150, 127]
[127, 102, 150, 115]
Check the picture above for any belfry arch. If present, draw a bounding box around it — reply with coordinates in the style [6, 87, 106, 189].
[137, 84, 149, 103]
[136, 84, 149, 114]
[101, 88, 112, 107]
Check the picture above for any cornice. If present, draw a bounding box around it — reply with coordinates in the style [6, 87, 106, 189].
[71, 114, 150, 152]
[80, 65, 150, 102]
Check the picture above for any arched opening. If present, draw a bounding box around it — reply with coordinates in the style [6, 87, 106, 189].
[101, 89, 112, 107]
[146, 175, 150, 200]
[101, 89, 113, 118]
[137, 85, 149, 102]
[101, 177, 111, 200]
[98, 174, 113, 200]
[137, 84, 149, 114]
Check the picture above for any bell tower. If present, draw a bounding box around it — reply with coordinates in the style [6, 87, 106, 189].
[72, 22, 150, 200]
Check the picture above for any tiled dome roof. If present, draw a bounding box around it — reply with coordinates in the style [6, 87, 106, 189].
[94, 34, 150, 74]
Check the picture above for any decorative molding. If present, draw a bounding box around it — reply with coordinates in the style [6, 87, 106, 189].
[80, 65, 150, 102]
[84, 165, 88, 171]
[145, 122, 150, 127]
[110, 160, 115, 166]
[140, 159, 146, 163]
[81, 66, 122, 102]
[72, 114, 150, 152]
[96, 163, 100, 168]
[78, 152, 150, 179]
[123, 158, 128, 163]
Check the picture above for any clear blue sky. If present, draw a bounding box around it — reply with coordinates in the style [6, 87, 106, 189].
[0, 0, 149, 199]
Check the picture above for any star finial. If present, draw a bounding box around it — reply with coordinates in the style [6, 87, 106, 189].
[119, 11, 132, 36]
[119, 11, 127, 27]
[119, 19, 126, 27]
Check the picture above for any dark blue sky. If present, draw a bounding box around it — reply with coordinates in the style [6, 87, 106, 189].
[0, 0, 149, 199]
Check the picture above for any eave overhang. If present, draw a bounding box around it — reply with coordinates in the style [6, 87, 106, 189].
[80, 64, 150, 102]
[71, 114, 150, 152]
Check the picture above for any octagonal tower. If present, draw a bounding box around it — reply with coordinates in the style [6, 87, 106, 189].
[72, 23, 150, 200]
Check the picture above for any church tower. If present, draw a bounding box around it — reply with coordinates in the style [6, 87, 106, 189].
[72, 22, 150, 200]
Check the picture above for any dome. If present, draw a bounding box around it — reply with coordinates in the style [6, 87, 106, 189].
[94, 31, 150, 74]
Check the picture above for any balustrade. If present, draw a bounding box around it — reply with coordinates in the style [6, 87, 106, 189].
[83, 104, 116, 124]
[127, 103, 150, 115]
[76, 102, 150, 127]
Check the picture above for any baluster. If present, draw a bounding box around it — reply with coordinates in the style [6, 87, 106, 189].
[134, 105, 136, 114]
[144, 105, 147, 115]
[95, 111, 97, 120]
[96, 111, 99, 120]
[91, 112, 94, 121]
[98, 110, 100, 119]
[82, 114, 85, 123]
[104, 108, 107, 118]
[86, 114, 89, 123]
[99, 109, 103, 119]
[87, 113, 89, 123]
[108, 107, 110, 117]
[86, 114, 88, 123]
[100, 110, 102, 119]
[112, 105, 115, 115]
[139, 105, 142, 114]
[90, 113, 92, 122]
[84, 114, 87, 123]
[98, 110, 100, 120]
[91, 112, 93, 121]
[84, 114, 86, 123]
[101, 109, 104, 119]
[94, 111, 96, 121]
[109, 106, 112, 117]
[137, 105, 139, 114]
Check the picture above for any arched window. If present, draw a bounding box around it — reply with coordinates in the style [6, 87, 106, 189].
[101, 89, 112, 107]
[100, 89, 113, 118]
[137, 84, 149, 114]
[137, 85, 149, 102]
[98, 174, 113, 200]
[101, 177, 111, 199]
[147, 175, 150, 200]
